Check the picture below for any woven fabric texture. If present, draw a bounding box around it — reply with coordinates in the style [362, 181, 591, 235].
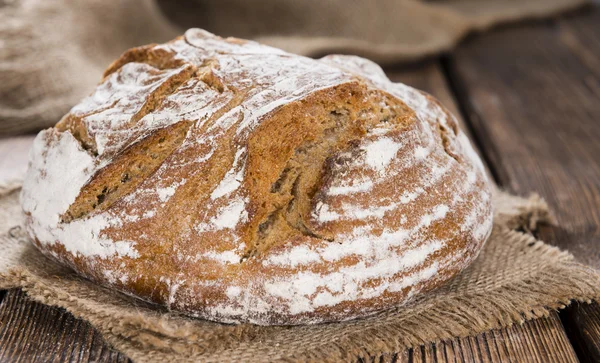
[1, 185, 598, 362]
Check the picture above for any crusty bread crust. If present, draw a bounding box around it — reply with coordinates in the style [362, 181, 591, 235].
[21, 29, 493, 325]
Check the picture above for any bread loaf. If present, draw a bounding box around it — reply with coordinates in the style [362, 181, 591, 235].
[21, 29, 493, 325]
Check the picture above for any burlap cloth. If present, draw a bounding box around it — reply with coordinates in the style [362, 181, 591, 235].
[1, 181, 599, 362]
[0, 0, 590, 136]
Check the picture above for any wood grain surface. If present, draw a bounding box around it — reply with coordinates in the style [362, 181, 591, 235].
[0, 288, 578, 363]
[388, 61, 579, 363]
[0, 7, 599, 362]
[0, 290, 128, 363]
[364, 313, 577, 363]
[448, 10, 600, 267]
[564, 302, 600, 363]
[448, 6, 600, 362]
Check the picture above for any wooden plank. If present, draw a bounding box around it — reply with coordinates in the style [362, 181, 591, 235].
[447, 7, 600, 362]
[563, 302, 600, 363]
[0, 289, 129, 363]
[412, 314, 576, 363]
[381, 63, 579, 363]
[363, 312, 576, 362]
[447, 10, 600, 267]
[0, 288, 577, 363]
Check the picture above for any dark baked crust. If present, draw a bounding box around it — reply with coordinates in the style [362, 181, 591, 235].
[21, 29, 493, 325]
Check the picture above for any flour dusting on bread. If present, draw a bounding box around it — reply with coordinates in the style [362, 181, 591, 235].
[21, 29, 493, 325]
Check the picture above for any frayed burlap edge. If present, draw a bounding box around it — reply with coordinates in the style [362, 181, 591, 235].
[0, 185, 599, 362]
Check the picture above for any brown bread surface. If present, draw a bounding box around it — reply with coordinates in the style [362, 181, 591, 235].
[21, 29, 493, 325]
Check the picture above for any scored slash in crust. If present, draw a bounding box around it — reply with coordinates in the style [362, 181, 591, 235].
[21, 29, 493, 325]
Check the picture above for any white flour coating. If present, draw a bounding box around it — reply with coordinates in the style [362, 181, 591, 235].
[21, 130, 139, 258]
[260, 243, 443, 316]
[414, 146, 429, 160]
[274, 203, 454, 269]
[213, 55, 493, 322]
[71, 63, 194, 156]
[21, 30, 494, 325]
[102, 268, 130, 286]
[197, 245, 244, 264]
[321, 54, 478, 172]
[420, 205, 449, 227]
[167, 280, 184, 308]
[142, 210, 156, 219]
[195, 197, 249, 232]
[202, 250, 240, 264]
[314, 201, 399, 223]
[457, 132, 488, 177]
[156, 180, 185, 203]
[210, 148, 246, 200]
[313, 152, 455, 224]
[23, 29, 353, 261]
[326, 178, 374, 196]
[264, 245, 322, 268]
[363, 137, 402, 173]
[212, 198, 248, 229]
[226, 286, 242, 299]
[312, 201, 340, 223]
[243, 180, 490, 320]
[148, 29, 358, 236]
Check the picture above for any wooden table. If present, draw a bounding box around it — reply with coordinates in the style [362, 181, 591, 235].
[1, 7, 599, 362]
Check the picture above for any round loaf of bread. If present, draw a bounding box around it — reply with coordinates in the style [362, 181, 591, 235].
[21, 29, 493, 325]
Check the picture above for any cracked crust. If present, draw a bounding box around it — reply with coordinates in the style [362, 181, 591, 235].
[21, 30, 493, 325]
